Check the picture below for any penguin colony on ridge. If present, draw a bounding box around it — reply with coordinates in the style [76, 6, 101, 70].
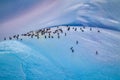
[3, 26, 100, 54]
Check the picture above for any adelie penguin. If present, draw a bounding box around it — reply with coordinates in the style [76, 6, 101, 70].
[70, 47, 73, 51]
[13, 35, 16, 38]
[59, 29, 63, 33]
[97, 30, 100, 33]
[67, 27, 70, 31]
[16, 34, 19, 40]
[81, 30, 84, 32]
[80, 28, 82, 30]
[75, 28, 77, 31]
[31, 34, 34, 38]
[4, 37, 6, 40]
[70, 47, 73, 50]
[96, 51, 98, 55]
[76, 41, 78, 45]
[57, 33, 60, 36]
[37, 36, 39, 39]
[70, 47, 74, 53]
[51, 36, 54, 38]
[9, 37, 12, 40]
[65, 33, 67, 36]
[48, 35, 50, 38]
[72, 49, 74, 53]
[58, 35, 60, 39]
[45, 35, 47, 39]
[83, 26, 85, 29]
[90, 28, 92, 31]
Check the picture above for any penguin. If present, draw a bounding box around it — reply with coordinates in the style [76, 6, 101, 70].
[58, 35, 60, 39]
[37, 36, 39, 39]
[48, 35, 50, 38]
[65, 33, 67, 36]
[96, 51, 98, 55]
[83, 26, 85, 29]
[31, 34, 34, 38]
[9, 37, 12, 40]
[81, 30, 84, 32]
[16, 34, 19, 40]
[70, 47, 74, 53]
[90, 28, 92, 31]
[45, 35, 47, 39]
[4, 37, 6, 40]
[98, 30, 100, 33]
[51, 36, 54, 38]
[13, 35, 16, 38]
[57, 33, 60, 36]
[67, 27, 70, 31]
[72, 49, 74, 53]
[75, 28, 77, 31]
[76, 41, 78, 45]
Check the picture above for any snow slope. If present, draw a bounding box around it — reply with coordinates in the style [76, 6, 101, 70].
[0, 26, 120, 80]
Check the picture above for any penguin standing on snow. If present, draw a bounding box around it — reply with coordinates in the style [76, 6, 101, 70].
[58, 35, 60, 39]
[70, 47, 74, 53]
[65, 33, 67, 36]
[4, 37, 6, 40]
[72, 49, 74, 53]
[76, 40, 78, 45]
[67, 27, 70, 31]
[96, 51, 98, 55]
[90, 28, 92, 31]
[98, 30, 100, 33]
[75, 28, 77, 31]
[9, 37, 12, 40]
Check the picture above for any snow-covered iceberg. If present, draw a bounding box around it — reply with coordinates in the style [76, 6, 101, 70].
[0, 26, 120, 80]
[0, 0, 120, 80]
